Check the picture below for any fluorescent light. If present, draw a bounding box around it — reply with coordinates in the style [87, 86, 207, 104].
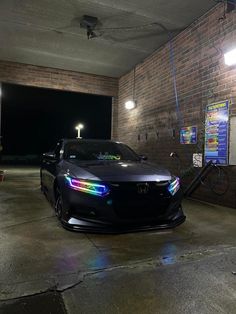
[125, 100, 136, 110]
[224, 48, 236, 66]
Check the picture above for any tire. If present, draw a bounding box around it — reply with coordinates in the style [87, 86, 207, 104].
[40, 170, 45, 193]
[55, 187, 63, 220]
[208, 166, 229, 196]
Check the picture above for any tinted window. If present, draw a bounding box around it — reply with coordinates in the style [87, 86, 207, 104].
[54, 141, 62, 158]
[64, 141, 139, 161]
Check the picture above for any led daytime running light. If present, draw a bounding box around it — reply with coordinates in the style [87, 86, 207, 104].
[168, 177, 180, 196]
[66, 176, 109, 197]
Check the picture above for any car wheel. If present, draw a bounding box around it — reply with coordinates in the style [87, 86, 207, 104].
[40, 171, 48, 197]
[55, 188, 63, 220]
[40, 170, 45, 193]
[40, 181, 47, 195]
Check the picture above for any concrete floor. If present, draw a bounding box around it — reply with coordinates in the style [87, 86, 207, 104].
[0, 167, 235, 314]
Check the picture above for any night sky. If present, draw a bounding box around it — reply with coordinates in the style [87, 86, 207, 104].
[1, 83, 112, 155]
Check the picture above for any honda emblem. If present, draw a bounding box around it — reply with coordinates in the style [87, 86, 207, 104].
[137, 183, 149, 194]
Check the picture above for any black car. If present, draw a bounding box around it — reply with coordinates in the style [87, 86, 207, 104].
[40, 139, 185, 233]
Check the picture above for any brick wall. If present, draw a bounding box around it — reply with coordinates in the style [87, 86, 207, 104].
[0, 60, 118, 138]
[0, 61, 118, 97]
[116, 3, 236, 208]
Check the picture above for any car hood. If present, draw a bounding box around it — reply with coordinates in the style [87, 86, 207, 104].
[63, 160, 172, 182]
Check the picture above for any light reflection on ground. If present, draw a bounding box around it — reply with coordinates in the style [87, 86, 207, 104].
[160, 243, 177, 265]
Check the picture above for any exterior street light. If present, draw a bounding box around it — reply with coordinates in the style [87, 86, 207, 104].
[75, 123, 84, 139]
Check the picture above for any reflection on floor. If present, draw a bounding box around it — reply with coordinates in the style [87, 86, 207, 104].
[0, 167, 235, 314]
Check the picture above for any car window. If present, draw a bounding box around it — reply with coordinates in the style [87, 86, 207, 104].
[64, 142, 139, 161]
[54, 141, 63, 158]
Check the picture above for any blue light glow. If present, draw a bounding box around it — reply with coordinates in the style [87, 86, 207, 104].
[168, 177, 180, 195]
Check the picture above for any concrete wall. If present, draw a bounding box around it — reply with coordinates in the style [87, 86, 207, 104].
[115, 4, 236, 208]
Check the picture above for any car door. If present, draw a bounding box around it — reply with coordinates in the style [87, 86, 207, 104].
[41, 141, 63, 200]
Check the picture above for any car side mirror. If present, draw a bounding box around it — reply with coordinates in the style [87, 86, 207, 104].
[170, 152, 179, 158]
[43, 152, 58, 161]
[139, 155, 148, 161]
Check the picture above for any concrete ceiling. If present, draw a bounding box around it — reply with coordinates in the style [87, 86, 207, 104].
[0, 0, 216, 78]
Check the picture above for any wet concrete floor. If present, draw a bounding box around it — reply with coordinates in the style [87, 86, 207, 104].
[0, 166, 235, 313]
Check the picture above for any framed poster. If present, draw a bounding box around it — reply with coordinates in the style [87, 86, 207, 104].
[204, 100, 229, 165]
[180, 126, 197, 144]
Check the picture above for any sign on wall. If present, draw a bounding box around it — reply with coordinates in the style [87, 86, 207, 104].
[180, 126, 197, 144]
[193, 153, 203, 167]
[204, 100, 229, 165]
[229, 116, 236, 165]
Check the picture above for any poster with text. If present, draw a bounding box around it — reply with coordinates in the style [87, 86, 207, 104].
[204, 100, 229, 165]
[180, 126, 197, 144]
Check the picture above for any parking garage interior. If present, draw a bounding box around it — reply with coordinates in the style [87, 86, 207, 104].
[0, 1, 236, 313]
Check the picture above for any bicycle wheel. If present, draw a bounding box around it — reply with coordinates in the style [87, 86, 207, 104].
[207, 165, 229, 196]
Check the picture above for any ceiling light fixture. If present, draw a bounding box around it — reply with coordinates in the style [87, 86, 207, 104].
[80, 15, 98, 39]
[224, 48, 236, 66]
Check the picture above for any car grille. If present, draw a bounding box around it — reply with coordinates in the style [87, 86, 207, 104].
[110, 181, 171, 220]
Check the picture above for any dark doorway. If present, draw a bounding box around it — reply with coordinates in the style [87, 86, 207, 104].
[1, 83, 112, 163]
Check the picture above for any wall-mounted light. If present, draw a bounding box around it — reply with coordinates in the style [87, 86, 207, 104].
[125, 100, 136, 110]
[224, 48, 236, 66]
[125, 67, 137, 110]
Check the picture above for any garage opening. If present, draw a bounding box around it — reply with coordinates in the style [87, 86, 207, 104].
[0, 83, 112, 164]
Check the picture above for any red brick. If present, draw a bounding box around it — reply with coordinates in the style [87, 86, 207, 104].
[115, 3, 236, 208]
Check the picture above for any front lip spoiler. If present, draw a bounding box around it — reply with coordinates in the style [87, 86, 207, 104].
[61, 215, 186, 234]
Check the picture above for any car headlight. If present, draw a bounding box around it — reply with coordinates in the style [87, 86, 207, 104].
[65, 176, 109, 197]
[168, 176, 180, 196]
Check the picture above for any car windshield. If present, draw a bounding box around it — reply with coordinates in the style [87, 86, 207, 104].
[64, 141, 140, 161]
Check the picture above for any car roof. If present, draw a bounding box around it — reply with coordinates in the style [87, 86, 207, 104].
[62, 138, 122, 145]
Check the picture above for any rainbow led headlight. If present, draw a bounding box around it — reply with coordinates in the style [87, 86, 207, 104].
[168, 177, 180, 196]
[65, 176, 109, 197]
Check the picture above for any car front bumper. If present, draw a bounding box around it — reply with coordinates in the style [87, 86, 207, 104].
[60, 180, 185, 233]
[60, 205, 185, 234]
